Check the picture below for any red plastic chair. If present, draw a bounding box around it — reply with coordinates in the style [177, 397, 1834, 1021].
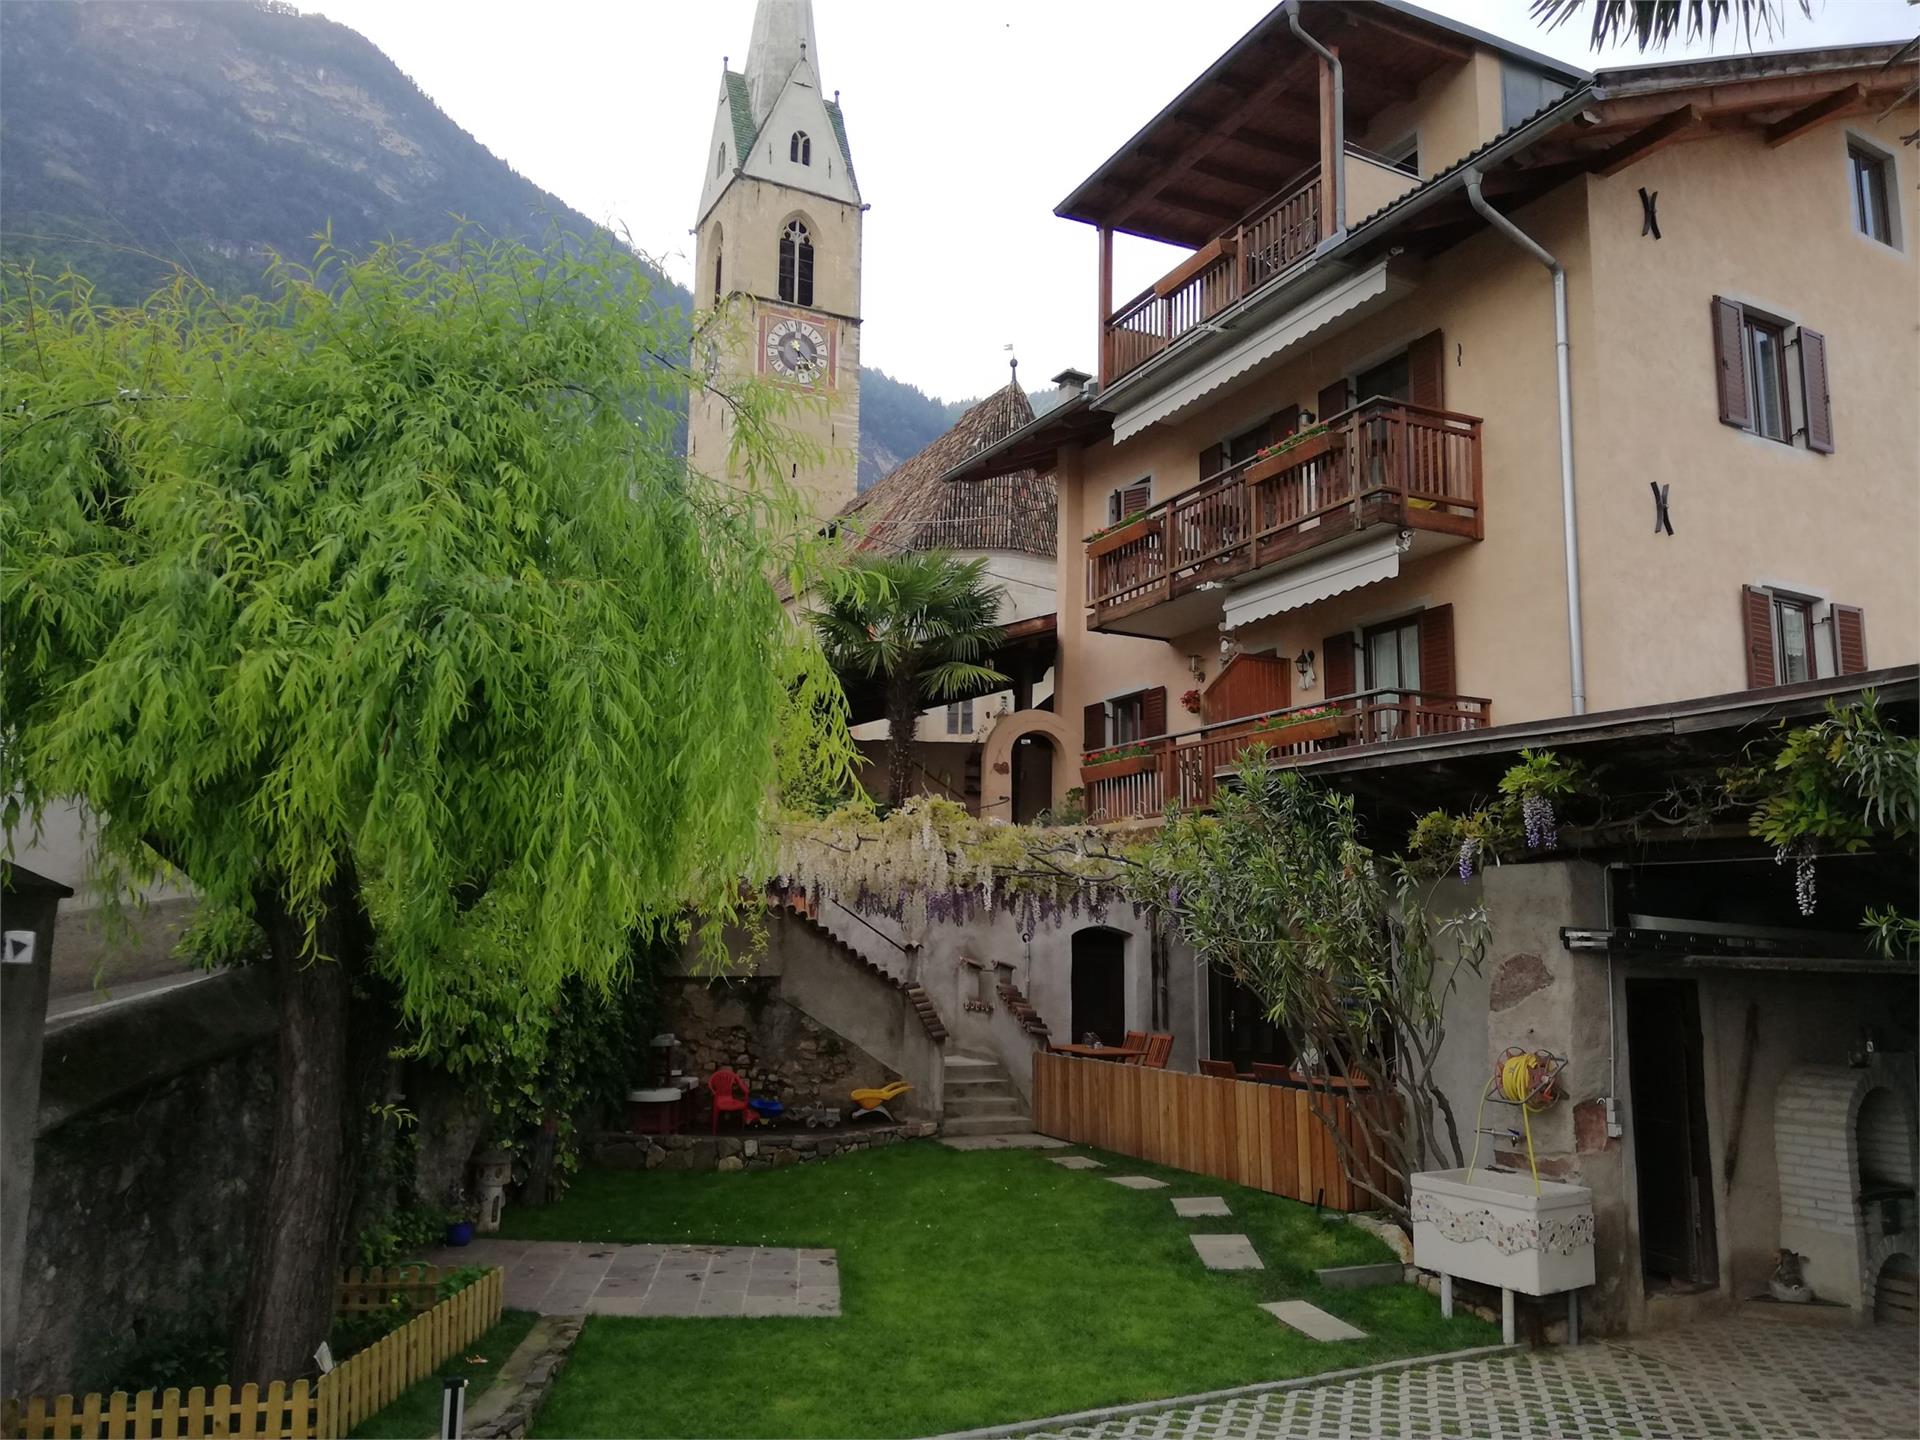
[709, 1068, 750, 1132]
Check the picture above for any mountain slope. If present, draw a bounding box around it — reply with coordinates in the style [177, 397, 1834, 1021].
[0, 0, 958, 477]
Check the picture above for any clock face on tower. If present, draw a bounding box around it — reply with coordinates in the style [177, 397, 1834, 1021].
[763, 316, 830, 384]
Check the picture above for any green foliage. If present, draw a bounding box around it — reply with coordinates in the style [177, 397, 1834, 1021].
[2, 231, 854, 1035]
[1133, 753, 1490, 1212]
[1530, 0, 1809, 53]
[1407, 748, 1591, 880]
[1733, 693, 1918, 856]
[1032, 787, 1088, 827]
[351, 1202, 448, 1270]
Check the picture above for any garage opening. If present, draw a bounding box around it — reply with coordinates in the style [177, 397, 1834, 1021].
[1070, 929, 1127, 1047]
[1627, 977, 1720, 1292]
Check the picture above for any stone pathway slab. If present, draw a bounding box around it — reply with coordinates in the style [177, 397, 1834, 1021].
[426, 1238, 840, 1317]
[1049, 1155, 1104, 1170]
[953, 1316, 1918, 1439]
[1189, 1233, 1263, 1270]
[939, 1132, 1069, 1150]
[1260, 1299, 1367, 1341]
[1105, 1174, 1169, 1190]
[1171, 1196, 1231, 1217]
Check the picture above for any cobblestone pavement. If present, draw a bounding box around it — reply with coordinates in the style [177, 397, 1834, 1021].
[981, 1319, 1917, 1440]
[425, 1238, 839, 1317]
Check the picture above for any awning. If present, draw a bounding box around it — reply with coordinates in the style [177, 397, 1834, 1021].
[1108, 259, 1413, 443]
[1223, 531, 1402, 630]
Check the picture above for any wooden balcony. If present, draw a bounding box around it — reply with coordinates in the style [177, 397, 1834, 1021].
[1102, 168, 1322, 384]
[1079, 690, 1492, 824]
[1085, 398, 1484, 639]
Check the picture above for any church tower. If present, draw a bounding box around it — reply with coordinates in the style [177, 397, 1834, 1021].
[688, 0, 862, 521]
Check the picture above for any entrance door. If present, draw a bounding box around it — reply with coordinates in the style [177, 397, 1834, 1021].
[1626, 978, 1720, 1289]
[1208, 968, 1292, 1073]
[1364, 617, 1422, 742]
[1070, 930, 1127, 1046]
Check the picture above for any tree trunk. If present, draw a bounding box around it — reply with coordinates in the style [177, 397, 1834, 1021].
[885, 677, 921, 810]
[230, 865, 373, 1385]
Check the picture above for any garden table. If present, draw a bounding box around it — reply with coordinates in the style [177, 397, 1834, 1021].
[1050, 1043, 1146, 1062]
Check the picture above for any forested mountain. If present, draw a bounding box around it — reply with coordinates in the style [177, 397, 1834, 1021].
[0, 0, 958, 482]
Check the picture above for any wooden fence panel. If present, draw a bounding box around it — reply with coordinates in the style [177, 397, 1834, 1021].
[1030, 1052, 1400, 1213]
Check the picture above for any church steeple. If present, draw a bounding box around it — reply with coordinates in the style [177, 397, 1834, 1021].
[745, 0, 821, 128]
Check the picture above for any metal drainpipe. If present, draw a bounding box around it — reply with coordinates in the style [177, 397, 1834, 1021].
[1285, 0, 1344, 237]
[1464, 168, 1587, 715]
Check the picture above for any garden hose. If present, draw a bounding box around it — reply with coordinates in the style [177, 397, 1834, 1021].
[1465, 1049, 1562, 1196]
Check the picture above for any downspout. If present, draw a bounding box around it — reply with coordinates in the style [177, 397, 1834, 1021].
[1285, 0, 1344, 237]
[1465, 168, 1587, 715]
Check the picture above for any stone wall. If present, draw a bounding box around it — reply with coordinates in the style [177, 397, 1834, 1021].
[15, 1041, 277, 1395]
[665, 976, 897, 1115]
[590, 1121, 932, 1173]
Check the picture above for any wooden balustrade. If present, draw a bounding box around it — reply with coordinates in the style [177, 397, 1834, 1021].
[1100, 169, 1323, 384]
[1085, 399, 1484, 627]
[1079, 689, 1492, 823]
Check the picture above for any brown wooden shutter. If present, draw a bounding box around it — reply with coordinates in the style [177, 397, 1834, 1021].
[1199, 442, 1225, 480]
[1832, 604, 1868, 674]
[1712, 296, 1750, 428]
[1082, 702, 1107, 751]
[1119, 479, 1152, 517]
[1799, 327, 1834, 454]
[1140, 686, 1168, 738]
[1322, 632, 1357, 699]
[1741, 585, 1776, 688]
[1417, 604, 1456, 698]
[1407, 330, 1446, 411]
[1316, 378, 1351, 423]
[1202, 653, 1291, 724]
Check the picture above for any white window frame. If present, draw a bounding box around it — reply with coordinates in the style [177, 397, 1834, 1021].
[1755, 581, 1837, 679]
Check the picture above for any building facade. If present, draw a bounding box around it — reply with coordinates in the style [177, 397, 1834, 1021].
[947, 4, 1915, 825]
[688, 0, 863, 522]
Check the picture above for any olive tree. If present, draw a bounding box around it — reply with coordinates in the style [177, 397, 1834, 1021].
[1131, 756, 1489, 1221]
[1, 233, 851, 1381]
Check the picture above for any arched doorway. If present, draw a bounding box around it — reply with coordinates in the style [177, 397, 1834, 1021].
[978, 710, 1076, 823]
[1071, 929, 1127, 1046]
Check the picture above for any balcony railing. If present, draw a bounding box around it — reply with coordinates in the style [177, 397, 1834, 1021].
[1086, 398, 1484, 629]
[1102, 169, 1322, 384]
[1079, 690, 1493, 823]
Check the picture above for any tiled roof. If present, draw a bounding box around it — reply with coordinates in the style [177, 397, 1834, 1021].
[824, 98, 857, 190]
[723, 70, 758, 164]
[838, 384, 1056, 558]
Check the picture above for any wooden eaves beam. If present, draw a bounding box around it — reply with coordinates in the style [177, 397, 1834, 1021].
[1593, 104, 1703, 177]
[1764, 83, 1867, 148]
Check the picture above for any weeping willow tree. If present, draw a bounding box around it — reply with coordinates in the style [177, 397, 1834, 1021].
[1, 231, 854, 1382]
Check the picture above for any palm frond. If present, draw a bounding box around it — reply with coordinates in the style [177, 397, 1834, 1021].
[1529, 0, 1810, 51]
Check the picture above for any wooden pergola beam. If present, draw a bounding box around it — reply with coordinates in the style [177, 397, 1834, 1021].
[1593, 104, 1703, 177]
[1334, 6, 1473, 64]
[1764, 83, 1867, 148]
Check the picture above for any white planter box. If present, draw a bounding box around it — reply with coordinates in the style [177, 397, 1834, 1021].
[1412, 1168, 1596, 1297]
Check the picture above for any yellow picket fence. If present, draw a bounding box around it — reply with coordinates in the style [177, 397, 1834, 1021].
[2, 1267, 503, 1440]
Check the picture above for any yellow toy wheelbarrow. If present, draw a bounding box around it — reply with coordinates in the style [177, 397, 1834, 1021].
[849, 1080, 912, 1123]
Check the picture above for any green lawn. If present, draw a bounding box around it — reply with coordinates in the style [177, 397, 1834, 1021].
[348, 1309, 540, 1439]
[506, 1142, 1492, 1438]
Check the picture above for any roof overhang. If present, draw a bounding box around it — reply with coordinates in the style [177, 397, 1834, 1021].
[941, 393, 1114, 486]
[1055, 0, 1585, 247]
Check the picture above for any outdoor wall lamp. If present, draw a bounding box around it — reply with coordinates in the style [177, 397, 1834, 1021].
[1295, 649, 1317, 689]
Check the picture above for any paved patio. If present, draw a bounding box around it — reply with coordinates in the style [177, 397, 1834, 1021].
[965, 1317, 1918, 1439]
[426, 1237, 840, 1317]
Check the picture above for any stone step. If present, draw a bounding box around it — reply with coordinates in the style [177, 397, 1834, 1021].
[939, 1113, 1038, 1137]
[943, 1073, 1017, 1094]
[936, 1105, 1029, 1128]
[943, 1054, 1005, 1073]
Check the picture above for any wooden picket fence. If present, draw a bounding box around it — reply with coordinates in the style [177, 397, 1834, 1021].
[2, 1267, 503, 1440]
[1032, 1052, 1401, 1212]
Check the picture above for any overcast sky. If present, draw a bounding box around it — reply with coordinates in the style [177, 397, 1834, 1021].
[313, 0, 1914, 401]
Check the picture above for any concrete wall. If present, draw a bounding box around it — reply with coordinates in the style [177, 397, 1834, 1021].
[2, 870, 64, 1384]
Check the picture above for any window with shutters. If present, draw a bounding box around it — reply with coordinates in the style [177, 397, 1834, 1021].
[1107, 692, 1146, 744]
[1107, 478, 1152, 524]
[1772, 593, 1814, 685]
[1363, 617, 1422, 742]
[778, 220, 814, 307]
[1849, 141, 1894, 246]
[1711, 297, 1833, 454]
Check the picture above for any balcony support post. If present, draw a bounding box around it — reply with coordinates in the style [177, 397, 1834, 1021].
[1097, 225, 1114, 387]
[1288, 1, 1344, 240]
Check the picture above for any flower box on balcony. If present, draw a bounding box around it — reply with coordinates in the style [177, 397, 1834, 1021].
[1250, 711, 1354, 747]
[1081, 752, 1161, 784]
[1245, 428, 1339, 483]
[1086, 514, 1157, 558]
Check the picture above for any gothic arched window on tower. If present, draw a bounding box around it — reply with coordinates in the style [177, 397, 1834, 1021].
[778, 220, 814, 307]
[716, 143, 726, 178]
[711, 227, 724, 304]
[790, 131, 811, 166]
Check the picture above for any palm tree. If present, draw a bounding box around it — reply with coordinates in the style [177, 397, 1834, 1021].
[1530, 0, 1811, 51]
[814, 551, 1009, 809]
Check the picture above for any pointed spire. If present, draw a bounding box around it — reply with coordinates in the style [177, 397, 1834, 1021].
[745, 0, 820, 127]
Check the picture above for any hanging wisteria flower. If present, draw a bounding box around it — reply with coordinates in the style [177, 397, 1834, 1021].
[1520, 791, 1559, 851]
[1457, 836, 1482, 883]
[1777, 844, 1817, 916]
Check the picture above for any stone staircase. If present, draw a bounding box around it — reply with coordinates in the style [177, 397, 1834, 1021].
[940, 1053, 1032, 1137]
[994, 975, 1053, 1048]
[777, 896, 949, 1043]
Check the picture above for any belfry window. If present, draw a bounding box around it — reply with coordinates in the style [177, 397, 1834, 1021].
[790, 130, 812, 166]
[778, 220, 814, 307]
[715, 144, 726, 177]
